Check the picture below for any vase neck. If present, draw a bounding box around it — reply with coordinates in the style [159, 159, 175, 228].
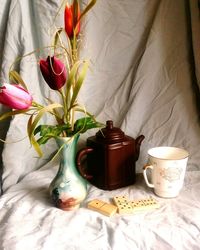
[56, 135, 79, 148]
[56, 135, 80, 174]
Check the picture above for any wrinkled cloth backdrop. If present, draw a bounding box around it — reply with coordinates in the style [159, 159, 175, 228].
[0, 1, 200, 250]
[0, 0, 200, 191]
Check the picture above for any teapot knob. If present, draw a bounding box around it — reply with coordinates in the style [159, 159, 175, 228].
[106, 120, 113, 129]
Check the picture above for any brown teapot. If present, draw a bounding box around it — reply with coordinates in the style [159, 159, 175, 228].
[76, 120, 145, 190]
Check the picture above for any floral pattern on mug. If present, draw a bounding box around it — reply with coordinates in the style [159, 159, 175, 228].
[160, 167, 183, 182]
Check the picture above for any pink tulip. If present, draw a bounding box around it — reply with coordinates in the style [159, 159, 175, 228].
[64, 1, 81, 39]
[39, 56, 67, 90]
[0, 83, 33, 110]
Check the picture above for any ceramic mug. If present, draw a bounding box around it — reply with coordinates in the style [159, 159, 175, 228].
[143, 146, 189, 198]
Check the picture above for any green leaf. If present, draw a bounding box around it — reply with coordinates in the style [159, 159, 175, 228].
[53, 27, 64, 48]
[34, 124, 62, 137]
[34, 123, 72, 145]
[37, 136, 51, 145]
[70, 60, 89, 108]
[72, 103, 102, 121]
[52, 0, 67, 25]
[73, 116, 104, 134]
[78, 0, 97, 23]
[27, 115, 43, 157]
[44, 97, 63, 124]
[73, 0, 80, 36]
[28, 103, 63, 137]
[0, 109, 30, 121]
[27, 103, 63, 155]
[66, 60, 82, 100]
[73, 0, 79, 21]
[31, 135, 43, 156]
[9, 70, 28, 90]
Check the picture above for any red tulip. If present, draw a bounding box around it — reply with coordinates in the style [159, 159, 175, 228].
[0, 83, 33, 110]
[64, 1, 81, 39]
[39, 56, 67, 90]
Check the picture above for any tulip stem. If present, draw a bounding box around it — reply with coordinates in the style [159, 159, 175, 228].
[58, 88, 68, 137]
[32, 101, 44, 109]
[70, 32, 79, 132]
[58, 89, 67, 123]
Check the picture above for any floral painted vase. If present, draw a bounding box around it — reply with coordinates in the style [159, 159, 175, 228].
[49, 134, 87, 211]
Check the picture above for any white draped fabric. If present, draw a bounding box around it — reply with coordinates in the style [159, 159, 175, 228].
[0, 0, 200, 249]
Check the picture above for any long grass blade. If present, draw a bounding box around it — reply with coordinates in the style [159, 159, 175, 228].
[0, 109, 30, 121]
[70, 60, 89, 108]
[66, 60, 82, 95]
[9, 71, 28, 91]
[28, 103, 63, 138]
[27, 114, 43, 157]
[79, 0, 97, 21]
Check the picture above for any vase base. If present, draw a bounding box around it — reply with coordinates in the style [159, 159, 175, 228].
[58, 204, 80, 211]
[54, 197, 82, 211]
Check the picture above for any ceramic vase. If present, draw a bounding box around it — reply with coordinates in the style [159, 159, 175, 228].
[49, 134, 87, 211]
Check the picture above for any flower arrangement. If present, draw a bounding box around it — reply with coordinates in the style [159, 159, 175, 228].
[0, 0, 103, 157]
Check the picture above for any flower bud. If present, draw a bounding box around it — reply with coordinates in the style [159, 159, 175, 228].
[0, 83, 33, 110]
[64, 1, 80, 39]
[39, 56, 67, 90]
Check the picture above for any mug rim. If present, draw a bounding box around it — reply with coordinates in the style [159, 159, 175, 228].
[148, 146, 189, 160]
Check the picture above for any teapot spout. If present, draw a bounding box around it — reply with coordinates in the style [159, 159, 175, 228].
[135, 135, 145, 161]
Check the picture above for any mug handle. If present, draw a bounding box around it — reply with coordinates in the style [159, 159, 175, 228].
[143, 165, 154, 188]
[76, 147, 94, 180]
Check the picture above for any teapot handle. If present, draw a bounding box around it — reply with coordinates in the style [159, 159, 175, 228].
[135, 135, 145, 161]
[136, 135, 145, 146]
[76, 147, 94, 180]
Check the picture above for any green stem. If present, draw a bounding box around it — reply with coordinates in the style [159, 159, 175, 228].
[32, 101, 44, 109]
[69, 36, 76, 131]
[58, 89, 68, 123]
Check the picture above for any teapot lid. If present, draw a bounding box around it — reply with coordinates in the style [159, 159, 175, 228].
[96, 120, 125, 143]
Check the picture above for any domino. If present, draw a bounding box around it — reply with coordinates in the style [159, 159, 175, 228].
[115, 201, 134, 214]
[87, 197, 160, 216]
[113, 196, 128, 205]
[87, 199, 117, 216]
[113, 196, 133, 214]
[130, 198, 160, 212]
[113, 196, 160, 214]
[87, 199, 105, 211]
[98, 203, 118, 216]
